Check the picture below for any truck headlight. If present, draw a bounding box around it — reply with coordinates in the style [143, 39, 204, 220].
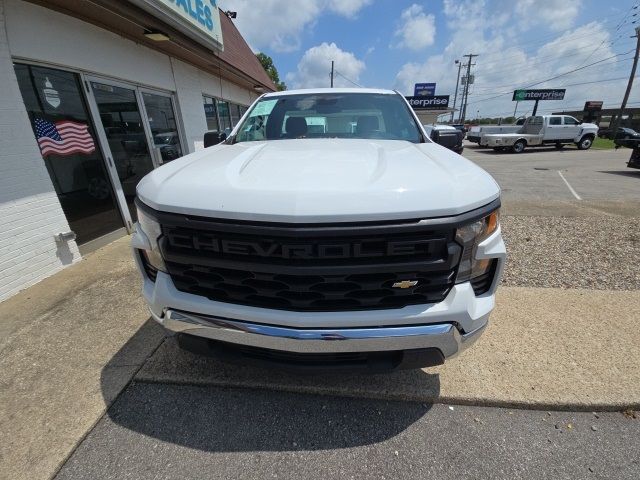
[136, 206, 167, 274]
[455, 209, 499, 284]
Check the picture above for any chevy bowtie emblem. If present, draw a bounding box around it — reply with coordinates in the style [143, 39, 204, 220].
[392, 280, 419, 289]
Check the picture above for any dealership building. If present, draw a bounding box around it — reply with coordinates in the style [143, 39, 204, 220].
[0, 0, 276, 301]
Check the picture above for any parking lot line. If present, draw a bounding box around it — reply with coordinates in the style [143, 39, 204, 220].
[557, 170, 582, 200]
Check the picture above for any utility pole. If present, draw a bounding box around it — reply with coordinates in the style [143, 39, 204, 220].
[460, 54, 478, 123]
[451, 59, 462, 123]
[613, 26, 640, 132]
[330, 60, 334, 88]
[457, 75, 466, 122]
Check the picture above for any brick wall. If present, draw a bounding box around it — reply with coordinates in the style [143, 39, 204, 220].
[0, 0, 80, 302]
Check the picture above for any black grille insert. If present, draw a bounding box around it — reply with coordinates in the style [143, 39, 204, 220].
[155, 212, 465, 312]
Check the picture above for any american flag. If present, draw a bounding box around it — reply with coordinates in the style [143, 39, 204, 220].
[34, 118, 96, 157]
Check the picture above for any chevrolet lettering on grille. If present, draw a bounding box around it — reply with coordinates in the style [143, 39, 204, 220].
[167, 232, 437, 259]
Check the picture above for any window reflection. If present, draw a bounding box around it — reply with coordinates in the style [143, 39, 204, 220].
[142, 92, 183, 163]
[14, 63, 124, 244]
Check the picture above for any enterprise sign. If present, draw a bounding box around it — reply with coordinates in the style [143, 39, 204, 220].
[512, 89, 566, 101]
[131, 0, 224, 50]
[405, 95, 450, 110]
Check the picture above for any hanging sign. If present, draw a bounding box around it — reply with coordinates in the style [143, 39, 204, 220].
[43, 77, 60, 108]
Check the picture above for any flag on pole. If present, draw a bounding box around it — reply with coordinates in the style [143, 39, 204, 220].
[34, 118, 96, 157]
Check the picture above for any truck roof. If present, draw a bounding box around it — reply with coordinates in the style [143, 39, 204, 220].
[262, 87, 398, 97]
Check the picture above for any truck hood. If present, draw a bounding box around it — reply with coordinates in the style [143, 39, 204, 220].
[137, 139, 500, 223]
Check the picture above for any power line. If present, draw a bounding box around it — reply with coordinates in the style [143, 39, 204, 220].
[473, 38, 634, 78]
[471, 9, 637, 71]
[465, 51, 635, 107]
[574, 5, 636, 69]
[468, 75, 633, 97]
[334, 70, 363, 88]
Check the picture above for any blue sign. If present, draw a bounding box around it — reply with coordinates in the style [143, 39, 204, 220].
[414, 83, 436, 96]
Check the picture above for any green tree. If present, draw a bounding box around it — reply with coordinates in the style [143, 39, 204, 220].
[256, 52, 286, 91]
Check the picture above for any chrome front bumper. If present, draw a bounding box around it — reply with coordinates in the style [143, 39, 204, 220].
[150, 309, 486, 357]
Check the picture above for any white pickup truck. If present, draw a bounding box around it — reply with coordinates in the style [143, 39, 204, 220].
[482, 115, 599, 153]
[131, 88, 506, 372]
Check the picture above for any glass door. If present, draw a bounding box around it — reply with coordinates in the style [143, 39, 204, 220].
[88, 81, 156, 221]
[141, 91, 183, 164]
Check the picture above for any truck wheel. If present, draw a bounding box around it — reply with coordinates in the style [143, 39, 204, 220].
[577, 136, 593, 150]
[511, 140, 526, 153]
[554, 143, 564, 150]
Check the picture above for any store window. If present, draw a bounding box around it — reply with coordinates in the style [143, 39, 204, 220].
[14, 63, 124, 245]
[230, 103, 241, 127]
[203, 96, 248, 135]
[203, 96, 220, 132]
[217, 100, 232, 134]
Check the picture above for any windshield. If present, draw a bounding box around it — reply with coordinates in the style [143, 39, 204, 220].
[233, 93, 423, 143]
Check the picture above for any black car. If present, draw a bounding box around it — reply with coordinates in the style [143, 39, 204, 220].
[599, 127, 640, 140]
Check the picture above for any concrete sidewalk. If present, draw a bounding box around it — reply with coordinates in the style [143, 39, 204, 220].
[1, 233, 639, 479]
[0, 237, 165, 480]
[137, 287, 640, 411]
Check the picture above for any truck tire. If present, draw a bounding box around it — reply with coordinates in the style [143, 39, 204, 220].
[577, 135, 594, 150]
[511, 140, 526, 153]
[554, 142, 564, 150]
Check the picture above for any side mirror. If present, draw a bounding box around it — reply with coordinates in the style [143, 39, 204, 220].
[203, 131, 227, 148]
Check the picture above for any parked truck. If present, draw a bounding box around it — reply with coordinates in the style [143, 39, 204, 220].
[131, 88, 506, 372]
[482, 115, 598, 153]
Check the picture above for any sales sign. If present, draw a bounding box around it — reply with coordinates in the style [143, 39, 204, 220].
[405, 95, 450, 110]
[414, 83, 436, 96]
[512, 89, 566, 101]
[130, 0, 224, 50]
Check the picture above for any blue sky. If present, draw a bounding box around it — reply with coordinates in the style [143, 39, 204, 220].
[220, 0, 639, 118]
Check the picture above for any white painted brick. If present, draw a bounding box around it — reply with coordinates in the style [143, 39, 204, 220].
[0, 0, 81, 302]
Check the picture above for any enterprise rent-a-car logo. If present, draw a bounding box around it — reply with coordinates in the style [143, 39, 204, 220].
[513, 89, 566, 101]
[406, 95, 450, 110]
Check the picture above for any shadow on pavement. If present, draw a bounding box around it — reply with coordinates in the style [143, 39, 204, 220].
[598, 169, 640, 178]
[102, 381, 434, 452]
[99, 328, 440, 452]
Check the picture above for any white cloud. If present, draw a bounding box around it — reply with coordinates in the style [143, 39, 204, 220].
[286, 42, 366, 89]
[219, 0, 371, 53]
[327, 0, 372, 18]
[515, 0, 582, 31]
[394, 7, 624, 119]
[393, 4, 436, 51]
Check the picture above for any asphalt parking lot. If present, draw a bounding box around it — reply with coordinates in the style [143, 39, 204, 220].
[2, 144, 639, 480]
[463, 142, 638, 216]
